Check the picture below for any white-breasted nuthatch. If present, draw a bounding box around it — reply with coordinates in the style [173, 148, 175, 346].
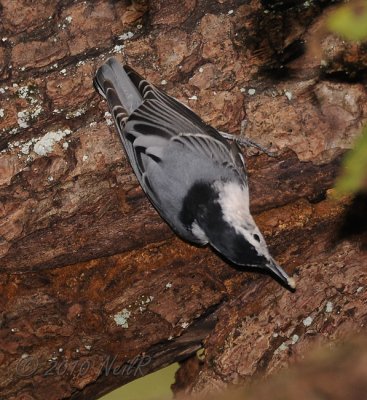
[94, 57, 295, 290]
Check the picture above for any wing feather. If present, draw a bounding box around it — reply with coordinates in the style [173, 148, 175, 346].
[95, 60, 247, 200]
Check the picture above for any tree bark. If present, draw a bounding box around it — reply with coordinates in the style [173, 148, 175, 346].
[175, 337, 367, 400]
[0, 0, 366, 399]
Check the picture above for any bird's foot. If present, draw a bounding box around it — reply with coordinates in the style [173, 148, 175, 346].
[219, 130, 276, 157]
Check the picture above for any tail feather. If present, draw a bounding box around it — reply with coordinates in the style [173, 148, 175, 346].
[94, 58, 143, 116]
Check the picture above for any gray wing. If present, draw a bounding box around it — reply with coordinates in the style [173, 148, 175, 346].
[95, 61, 247, 232]
[111, 66, 247, 200]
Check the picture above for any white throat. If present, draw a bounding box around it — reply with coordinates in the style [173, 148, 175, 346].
[215, 181, 271, 259]
[215, 181, 250, 227]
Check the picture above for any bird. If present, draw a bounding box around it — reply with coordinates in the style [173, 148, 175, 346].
[94, 57, 295, 290]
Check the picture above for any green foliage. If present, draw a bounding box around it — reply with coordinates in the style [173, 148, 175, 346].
[327, 1, 367, 197]
[327, 0, 367, 41]
[333, 126, 367, 197]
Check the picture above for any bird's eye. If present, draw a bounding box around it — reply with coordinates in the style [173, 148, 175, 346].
[254, 234, 260, 242]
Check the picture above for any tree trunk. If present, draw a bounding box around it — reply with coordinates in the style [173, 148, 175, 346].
[175, 337, 367, 400]
[0, 0, 366, 399]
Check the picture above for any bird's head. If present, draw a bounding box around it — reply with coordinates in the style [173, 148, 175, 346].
[181, 180, 295, 290]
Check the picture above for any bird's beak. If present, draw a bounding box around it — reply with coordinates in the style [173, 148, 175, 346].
[266, 258, 296, 290]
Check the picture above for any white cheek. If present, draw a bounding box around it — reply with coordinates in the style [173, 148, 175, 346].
[237, 227, 270, 259]
[216, 182, 249, 227]
[216, 181, 271, 260]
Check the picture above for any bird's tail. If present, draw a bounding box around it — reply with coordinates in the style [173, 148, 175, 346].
[94, 57, 143, 121]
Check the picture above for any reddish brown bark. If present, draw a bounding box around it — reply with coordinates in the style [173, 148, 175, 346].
[0, 0, 366, 399]
[175, 337, 367, 400]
